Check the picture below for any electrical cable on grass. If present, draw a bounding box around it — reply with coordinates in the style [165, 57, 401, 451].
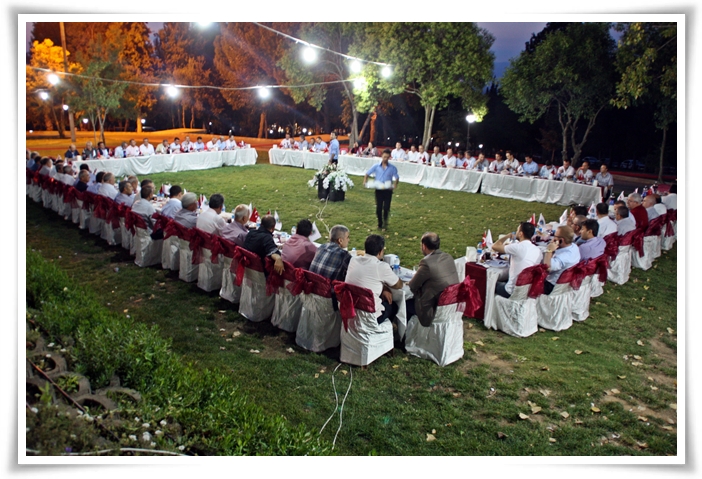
[332, 365, 352, 449]
[317, 363, 353, 450]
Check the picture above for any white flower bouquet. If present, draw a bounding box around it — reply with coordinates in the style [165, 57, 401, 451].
[323, 170, 355, 192]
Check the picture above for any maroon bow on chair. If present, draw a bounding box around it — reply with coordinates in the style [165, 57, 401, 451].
[332, 281, 376, 332]
[232, 247, 264, 287]
[152, 212, 172, 235]
[603, 232, 619, 262]
[81, 191, 96, 211]
[26, 168, 34, 185]
[264, 259, 297, 296]
[92, 196, 110, 220]
[558, 261, 588, 290]
[105, 201, 122, 228]
[189, 228, 222, 265]
[286, 268, 308, 296]
[125, 210, 147, 234]
[587, 254, 610, 283]
[514, 264, 549, 298]
[631, 228, 645, 257]
[163, 219, 190, 241]
[437, 275, 483, 317]
[664, 209, 677, 237]
[645, 215, 665, 237]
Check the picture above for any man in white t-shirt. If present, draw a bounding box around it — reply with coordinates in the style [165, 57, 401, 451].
[417, 145, 430, 164]
[391, 142, 408, 161]
[181, 136, 194, 153]
[225, 134, 238, 150]
[280, 133, 293, 149]
[206, 136, 219, 151]
[443, 148, 457, 168]
[488, 152, 505, 173]
[345, 234, 404, 324]
[139, 138, 155, 156]
[170, 137, 182, 153]
[504, 150, 520, 173]
[595, 203, 618, 237]
[575, 160, 594, 182]
[557, 159, 575, 179]
[430, 146, 443, 166]
[195, 193, 227, 236]
[406, 145, 420, 163]
[125, 139, 140, 157]
[491, 222, 543, 298]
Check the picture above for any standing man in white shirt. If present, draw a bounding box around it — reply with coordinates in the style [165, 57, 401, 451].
[491, 222, 543, 298]
[595, 203, 618, 237]
[125, 139, 140, 157]
[196, 193, 227, 236]
[139, 138, 155, 156]
[391, 142, 408, 161]
[443, 148, 457, 168]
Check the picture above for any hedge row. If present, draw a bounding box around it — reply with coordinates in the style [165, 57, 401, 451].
[26, 249, 330, 455]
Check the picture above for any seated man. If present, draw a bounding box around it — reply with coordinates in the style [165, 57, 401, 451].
[571, 215, 587, 245]
[575, 160, 594, 182]
[492, 222, 542, 299]
[661, 184, 677, 210]
[193, 136, 206, 152]
[345, 234, 403, 324]
[160, 185, 183, 219]
[315, 136, 328, 152]
[170, 137, 182, 153]
[279, 133, 293, 149]
[615, 206, 637, 235]
[406, 232, 460, 326]
[406, 145, 420, 163]
[125, 139, 140, 157]
[488, 152, 505, 173]
[38, 157, 53, 176]
[474, 152, 490, 171]
[543, 225, 581, 294]
[87, 172, 105, 194]
[221, 204, 250, 247]
[155, 139, 171, 155]
[65, 143, 78, 159]
[139, 138, 155, 156]
[226, 134, 239, 150]
[181, 136, 194, 153]
[82, 141, 97, 159]
[97, 172, 118, 200]
[217, 135, 227, 150]
[96, 141, 110, 158]
[504, 150, 519, 173]
[281, 219, 317, 269]
[595, 203, 618, 237]
[114, 180, 135, 207]
[455, 150, 467, 168]
[130, 185, 156, 230]
[74, 170, 90, 192]
[539, 160, 556, 178]
[196, 193, 226, 236]
[294, 134, 308, 150]
[243, 215, 284, 274]
[557, 159, 575, 179]
[173, 193, 198, 229]
[626, 193, 648, 230]
[60, 165, 75, 185]
[206, 135, 219, 151]
[113, 141, 128, 159]
[430, 146, 443, 167]
[578, 219, 605, 260]
[310, 225, 352, 282]
[464, 151, 477, 170]
[443, 148, 457, 168]
[642, 194, 661, 221]
[595, 165, 614, 199]
[391, 142, 407, 161]
[362, 142, 379, 158]
[521, 154, 539, 176]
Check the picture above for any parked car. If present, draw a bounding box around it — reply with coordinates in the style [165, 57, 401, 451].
[620, 159, 645, 171]
[579, 156, 601, 169]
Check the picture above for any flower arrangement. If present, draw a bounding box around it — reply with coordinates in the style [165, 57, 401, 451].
[323, 169, 355, 192]
[307, 163, 338, 188]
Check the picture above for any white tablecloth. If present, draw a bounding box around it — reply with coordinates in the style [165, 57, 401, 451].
[477, 262, 510, 330]
[480, 173, 601, 206]
[73, 149, 258, 177]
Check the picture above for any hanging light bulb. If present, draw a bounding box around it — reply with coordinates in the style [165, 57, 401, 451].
[353, 77, 366, 91]
[302, 46, 317, 64]
[166, 85, 180, 98]
[38, 91, 49, 100]
[47, 73, 60, 85]
[350, 60, 362, 73]
[258, 87, 271, 99]
[381, 65, 392, 78]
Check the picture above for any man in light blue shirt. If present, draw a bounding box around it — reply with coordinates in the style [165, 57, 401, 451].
[193, 136, 206, 152]
[315, 137, 327, 152]
[543, 225, 581, 294]
[577, 219, 606, 260]
[364, 149, 399, 230]
[328, 132, 340, 164]
[295, 134, 309, 150]
[522, 154, 539, 176]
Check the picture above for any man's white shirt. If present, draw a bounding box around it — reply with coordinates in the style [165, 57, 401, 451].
[125, 145, 140, 157]
[280, 138, 292, 149]
[139, 144, 155, 156]
[170, 142, 182, 153]
[489, 160, 505, 173]
[443, 155, 457, 168]
[196, 208, 226, 236]
[98, 182, 118, 200]
[576, 169, 594, 182]
[407, 150, 420, 163]
[391, 148, 407, 161]
[597, 216, 618, 237]
[206, 140, 218, 151]
[558, 165, 575, 177]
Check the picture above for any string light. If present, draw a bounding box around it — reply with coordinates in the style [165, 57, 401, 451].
[353, 77, 366, 91]
[381, 66, 392, 78]
[166, 85, 179, 98]
[29, 67, 353, 93]
[47, 73, 60, 85]
[258, 87, 271, 99]
[302, 46, 317, 64]
[38, 91, 49, 100]
[251, 22, 391, 67]
[63, 104, 69, 110]
[350, 60, 362, 73]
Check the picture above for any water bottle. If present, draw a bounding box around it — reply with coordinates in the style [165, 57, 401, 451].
[476, 242, 483, 262]
[351, 247, 356, 256]
[609, 196, 615, 206]
[642, 187, 648, 198]
[291, 226, 297, 235]
[256, 217, 261, 229]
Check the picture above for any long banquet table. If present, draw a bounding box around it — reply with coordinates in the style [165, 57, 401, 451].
[73, 148, 258, 177]
[268, 148, 601, 205]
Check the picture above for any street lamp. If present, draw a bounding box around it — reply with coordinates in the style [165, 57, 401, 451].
[466, 114, 476, 150]
[38, 91, 49, 100]
[141, 119, 146, 125]
[258, 87, 270, 99]
[302, 46, 317, 64]
[63, 104, 69, 111]
[381, 66, 392, 78]
[48, 73, 60, 85]
[166, 85, 179, 98]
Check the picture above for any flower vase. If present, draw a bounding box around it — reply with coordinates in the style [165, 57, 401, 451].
[318, 182, 330, 200]
[329, 189, 345, 202]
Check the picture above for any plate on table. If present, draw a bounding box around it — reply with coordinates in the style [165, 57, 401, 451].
[400, 272, 415, 282]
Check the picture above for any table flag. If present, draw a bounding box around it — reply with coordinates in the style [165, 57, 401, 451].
[274, 210, 282, 231]
[309, 221, 322, 242]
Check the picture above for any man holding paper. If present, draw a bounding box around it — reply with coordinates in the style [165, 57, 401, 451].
[364, 149, 399, 230]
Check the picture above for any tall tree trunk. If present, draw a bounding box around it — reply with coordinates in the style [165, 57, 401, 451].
[349, 108, 359, 147]
[190, 106, 195, 129]
[59, 22, 76, 143]
[181, 105, 186, 129]
[658, 126, 667, 183]
[570, 106, 603, 164]
[358, 110, 373, 144]
[123, 119, 129, 132]
[136, 116, 142, 134]
[49, 105, 61, 134]
[421, 105, 432, 149]
[258, 112, 266, 139]
[557, 102, 570, 163]
[369, 111, 377, 145]
[57, 100, 66, 139]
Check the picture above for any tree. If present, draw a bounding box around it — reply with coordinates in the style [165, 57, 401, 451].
[612, 22, 677, 182]
[355, 22, 495, 149]
[501, 22, 617, 164]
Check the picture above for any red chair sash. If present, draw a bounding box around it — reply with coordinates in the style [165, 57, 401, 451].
[125, 210, 147, 233]
[163, 219, 191, 241]
[664, 209, 677, 237]
[264, 259, 298, 295]
[619, 228, 644, 256]
[81, 191, 96, 211]
[92, 196, 110, 220]
[286, 268, 309, 297]
[218, 237, 237, 258]
[189, 228, 222, 265]
[26, 168, 34, 185]
[587, 254, 610, 283]
[232, 247, 265, 286]
[64, 186, 78, 208]
[436, 275, 483, 317]
[603, 232, 619, 262]
[332, 281, 376, 331]
[645, 215, 665, 237]
[152, 212, 172, 234]
[514, 264, 549, 299]
[105, 201, 122, 228]
[33, 171, 42, 185]
[557, 262, 588, 290]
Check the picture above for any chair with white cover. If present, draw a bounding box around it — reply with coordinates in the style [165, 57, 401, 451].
[92, 195, 111, 243]
[218, 238, 241, 304]
[69, 188, 83, 225]
[126, 210, 162, 268]
[571, 259, 599, 322]
[27, 169, 38, 201]
[78, 191, 96, 230]
[334, 281, 392, 366]
[608, 229, 636, 285]
[40, 175, 53, 210]
[30, 171, 43, 203]
[485, 264, 548, 338]
[587, 253, 610, 299]
[644, 215, 665, 260]
[57, 183, 72, 220]
[268, 260, 304, 333]
[233, 246, 275, 322]
[661, 209, 677, 251]
[115, 203, 133, 252]
[629, 227, 651, 271]
[160, 215, 182, 271]
[537, 262, 587, 331]
[176, 226, 198, 282]
[293, 271, 341, 352]
[454, 256, 468, 282]
[405, 275, 482, 366]
[103, 199, 122, 246]
[189, 228, 224, 292]
[49, 179, 62, 213]
[86, 192, 103, 235]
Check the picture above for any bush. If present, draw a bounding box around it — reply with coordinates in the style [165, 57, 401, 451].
[26, 250, 330, 456]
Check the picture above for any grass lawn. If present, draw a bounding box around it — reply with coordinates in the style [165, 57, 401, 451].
[24, 162, 678, 456]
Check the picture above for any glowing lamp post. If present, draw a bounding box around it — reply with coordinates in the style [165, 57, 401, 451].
[466, 114, 476, 150]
